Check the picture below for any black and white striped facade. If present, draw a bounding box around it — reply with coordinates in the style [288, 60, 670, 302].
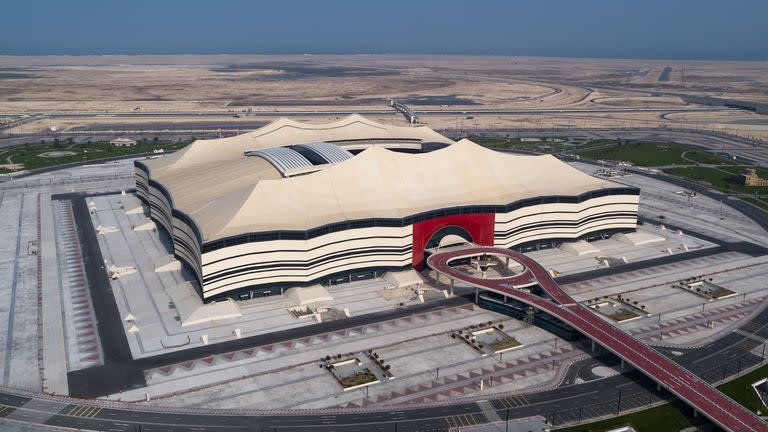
[135, 157, 638, 302]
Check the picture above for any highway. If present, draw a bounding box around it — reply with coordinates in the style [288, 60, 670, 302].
[427, 247, 768, 432]
[0, 105, 734, 120]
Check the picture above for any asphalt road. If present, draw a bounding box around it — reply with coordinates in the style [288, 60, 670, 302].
[1, 301, 765, 432]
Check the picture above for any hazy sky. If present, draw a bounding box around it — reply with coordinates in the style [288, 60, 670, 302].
[1, 0, 766, 60]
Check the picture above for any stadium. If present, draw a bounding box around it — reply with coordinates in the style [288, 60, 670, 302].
[134, 115, 640, 301]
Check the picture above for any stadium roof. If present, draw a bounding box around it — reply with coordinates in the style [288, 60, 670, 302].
[291, 141, 354, 164]
[140, 115, 623, 243]
[188, 139, 622, 241]
[246, 146, 315, 177]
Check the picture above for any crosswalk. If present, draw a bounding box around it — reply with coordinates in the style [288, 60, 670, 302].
[445, 413, 479, 429]
[65, 405, 102, 418]
[733, 338, 760, 353]
[740, 321, 764, 333]
[491, 394, 529, 410]
[0, 404, 13, 417]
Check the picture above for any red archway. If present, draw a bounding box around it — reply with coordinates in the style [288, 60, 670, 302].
[411, 213, 494, 270]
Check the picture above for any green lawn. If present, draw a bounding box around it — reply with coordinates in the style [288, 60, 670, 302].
[471, 137, 549, 152]
[555, 402, 695, 432]
[577, 141, 734, 167]
[1, 139, 191, 171]
[665, 166, 768, 195]
[556, 363, 768, 432]
[717, 361, 768, 412]
[744, 198, 768, 212]
[475, 138, 735, 169]
[474, 137, 629, 155]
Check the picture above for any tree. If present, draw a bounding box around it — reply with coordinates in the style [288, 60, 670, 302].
[498, 324, 504, 329]
[325, 355, 331, 361]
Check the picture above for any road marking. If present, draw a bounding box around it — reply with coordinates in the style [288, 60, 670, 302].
[497, 394, 529, 409]
[445, 413, 478, 429]
[66, 405, 101, 418]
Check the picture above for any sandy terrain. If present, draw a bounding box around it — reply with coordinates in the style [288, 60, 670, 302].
[0, 55, 767, 139]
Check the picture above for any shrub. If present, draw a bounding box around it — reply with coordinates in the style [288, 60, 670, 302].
[337, 354, 342, 360]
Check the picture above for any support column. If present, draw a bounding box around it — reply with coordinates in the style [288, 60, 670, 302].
[450, 278, 454, 296]
[620, 359, 625, 370]
[475, 287, 479, 304]
[505, 257, 509, 267]
[591, 340, 596, 352]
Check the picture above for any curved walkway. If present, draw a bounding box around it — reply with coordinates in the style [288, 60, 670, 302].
[427, 246, 768, 432]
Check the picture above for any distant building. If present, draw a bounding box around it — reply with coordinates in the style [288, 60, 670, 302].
[110, 138, 137, 147]
[739, 168, 768, 187]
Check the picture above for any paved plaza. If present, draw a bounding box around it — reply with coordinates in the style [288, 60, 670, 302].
[0, 156, 765, 419]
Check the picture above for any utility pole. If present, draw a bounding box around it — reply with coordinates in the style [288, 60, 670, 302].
[616, 390, 622, 416]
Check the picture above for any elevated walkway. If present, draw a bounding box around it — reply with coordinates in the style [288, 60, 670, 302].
[427, 246, 767, 432]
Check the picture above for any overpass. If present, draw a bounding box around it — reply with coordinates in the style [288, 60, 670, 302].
[427, 246, 768, 432]
[390, 100, 418, 124]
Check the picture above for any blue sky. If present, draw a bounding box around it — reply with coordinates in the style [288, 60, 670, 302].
[1, 0, 766, 60]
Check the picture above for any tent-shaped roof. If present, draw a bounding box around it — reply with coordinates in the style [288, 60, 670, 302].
[192, 139, 623, 241]
[140, 115, 455, 215]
